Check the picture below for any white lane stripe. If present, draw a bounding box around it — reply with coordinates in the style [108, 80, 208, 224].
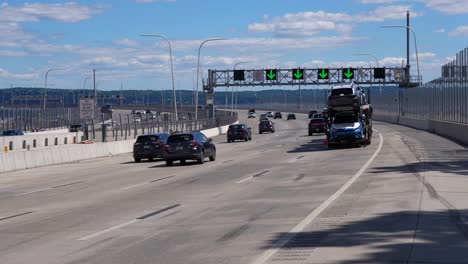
[236, 176, 254, 184]
[77, 219, 139, 241]
[373, 128, 380, 132]
[251, 133, 384, 264]
[120, 182, 149, 190]
[15, 188, 52, 196]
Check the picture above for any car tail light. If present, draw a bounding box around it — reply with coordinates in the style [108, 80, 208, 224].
[164, 144, 170, 151]
[323, 140, 329, 145]
[191, 141, 199, 147]
[241, 129, 247, 133]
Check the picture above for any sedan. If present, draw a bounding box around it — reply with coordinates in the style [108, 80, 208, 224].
[163, 132, 216, 166]
[308, 118, 327, 136]
[259, 120, 275, 134]
[248, 112, 256, 118]
[274, 112, 282, 119]
[133, 133, 170, 162]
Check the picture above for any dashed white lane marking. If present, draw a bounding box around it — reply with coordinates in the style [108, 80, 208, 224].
[236, 176, 254, 184]
[251, 133, 384, 264]
[120, 182, 149, 190]
[15, 188, 51, 196]
[373, 128, 380, 132]
[77, 219, 139, 241]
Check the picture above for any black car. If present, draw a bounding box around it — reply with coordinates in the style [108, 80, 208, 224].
[308, 110, 318, 119]
[274, 112, 282, 119]
[227, 124, 252, 142]
[259, 120, 275, 134]
[133, 133, 170, 162]
[287, 113, 296, 120]
[100, 104, 113, 114]
[2, 129, 24, 136]
[309, 118, 327, 136]
[163, 132, 216, 166]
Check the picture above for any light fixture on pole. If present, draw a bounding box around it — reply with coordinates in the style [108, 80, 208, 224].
[195, 38, 228, 120]
[140, 34, 178, 121]
[381, 25, 420, 85]
[43, 68, 65, 109]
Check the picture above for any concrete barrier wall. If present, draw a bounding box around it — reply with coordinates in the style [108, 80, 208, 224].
[1, 131, 83, 151]
[374, 114, 468, 146]
[0, 120, 238, 174]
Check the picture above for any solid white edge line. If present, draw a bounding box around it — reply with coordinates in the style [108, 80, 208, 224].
[77, 219, 140, 241]
[120, 182, 149, 190]
[251, 133, 384, 264]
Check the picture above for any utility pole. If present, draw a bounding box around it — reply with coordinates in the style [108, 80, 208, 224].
[93, 69, 96, 117]
[10, 84, 13, 106]
[406, 11, 410, 85]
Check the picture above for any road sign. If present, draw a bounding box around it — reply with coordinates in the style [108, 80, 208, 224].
[253, 70, 264, 82]
[343, 68, 355, 79]
[79, 98, 94, 119]
[206, 94, 214, 105]
[233, 70, 244, 81]
[374, 68, 386, 79]
[318, 69, 329, 79]
[265, 69, 277, 80]
[292, 69, 304, 80]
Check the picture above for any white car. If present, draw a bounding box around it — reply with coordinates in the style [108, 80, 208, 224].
[248, 112, 256, 118]
[134, 116, 142, 123]
[266, 112, 274, 118]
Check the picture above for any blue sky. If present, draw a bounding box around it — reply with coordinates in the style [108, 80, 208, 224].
[0, 0, 467, 91]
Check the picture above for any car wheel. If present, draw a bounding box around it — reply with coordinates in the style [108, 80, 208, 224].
[249, 136, 252, 141]
[309, 132, 312, 136]
[148, 157, 154, 161]
[259, 131, 262, 134]
[197, 151, 205, 164]
[180, 160, 186, 165]
[245, 138, 248, 142]
[209, 149, 216, 161]
[166, 160, 173, 166]
[134, 158, 141, 163]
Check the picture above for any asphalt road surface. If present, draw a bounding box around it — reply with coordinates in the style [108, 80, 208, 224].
[0, 111, 467, 264]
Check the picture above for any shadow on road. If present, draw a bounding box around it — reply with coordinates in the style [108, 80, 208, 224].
[260, 210, 468, 263]
[287, 138, 330, 153]
[372, 159, 468, 177]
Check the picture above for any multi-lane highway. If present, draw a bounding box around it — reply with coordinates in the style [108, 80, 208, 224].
[0, 112, 467, 264]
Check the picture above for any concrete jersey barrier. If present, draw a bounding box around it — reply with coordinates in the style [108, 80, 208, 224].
[0, 121, 238, 174]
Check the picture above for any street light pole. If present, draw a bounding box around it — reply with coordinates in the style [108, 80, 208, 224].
[43, 68, 64, 109]
[83, 76, 92, 97]
[195, 38, 228, 120]
[381, 25, 420, 84]
[141, 34, 178, 121]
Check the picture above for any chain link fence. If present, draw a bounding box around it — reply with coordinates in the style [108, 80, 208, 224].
[0, 107, 80, 132]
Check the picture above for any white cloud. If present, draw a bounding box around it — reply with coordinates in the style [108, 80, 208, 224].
[113, 38, 139, 47]
[0, 50, 27, 56]
[0, 68, 36, 80]
[449, 25, 468, 36]
[414, 52, 436, 59]
[0, 2, 108, 23]
[419, 0, 468, 14]
[434, 28, 445, 33]
[247, 6, 420, 37]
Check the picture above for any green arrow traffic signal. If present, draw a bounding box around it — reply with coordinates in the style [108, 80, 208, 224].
[343, 68, 354, 79]
[293, 69, 303, 79]
[266, 69, 277, 80]
[318, 69, 329, 79]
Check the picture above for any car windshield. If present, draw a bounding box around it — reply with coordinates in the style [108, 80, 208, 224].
[167, 134, 194, 142]
[334, 115, 357, 124]
[136, 135, 159, 143]
[331, 88, 353, 96]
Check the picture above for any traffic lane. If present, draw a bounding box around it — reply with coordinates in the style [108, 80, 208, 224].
[57, 133, 381, 264]
[0, 115, 314, 263]
[0, 114, 380, 262]
[263, 121, 468, 264]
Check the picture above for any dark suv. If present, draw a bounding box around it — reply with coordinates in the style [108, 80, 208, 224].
[259, 120, 275, 134]
[274, 112, 282, 119]
[163, 132, 216, 166]
[227, 124, 252, 142]
[133, 133, 170, 162]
